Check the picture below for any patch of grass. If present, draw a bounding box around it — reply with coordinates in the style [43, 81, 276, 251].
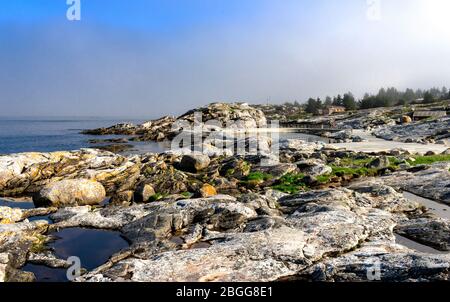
[149, 193, 167, 201]
[271, 173, 307, 194]
[180, 192, 193, 198]
[408, 154, 450, 166]
[330, 166, 378, 177]
[316, 174, 332, 183]
[246, 172, 273, 182]
[338, 157, 373, 167]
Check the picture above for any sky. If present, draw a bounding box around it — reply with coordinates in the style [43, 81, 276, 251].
[0, 0, 450, 118]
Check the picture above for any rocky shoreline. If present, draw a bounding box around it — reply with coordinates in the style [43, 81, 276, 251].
[1, 103, 450, 282]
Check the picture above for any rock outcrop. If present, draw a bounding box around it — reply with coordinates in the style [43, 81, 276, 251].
[82, 103, 267, 143]
[33, 179, 106, 208]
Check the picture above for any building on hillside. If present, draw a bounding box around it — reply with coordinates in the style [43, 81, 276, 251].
[323, 106, 346, 115]
[412, 110, 447, 121]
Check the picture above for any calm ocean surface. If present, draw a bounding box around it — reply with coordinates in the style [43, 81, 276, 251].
[0, 117, 167, 155]
[0, 117, 329, 155]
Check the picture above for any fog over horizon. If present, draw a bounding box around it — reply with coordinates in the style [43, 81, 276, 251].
[1, 0, 450, 118]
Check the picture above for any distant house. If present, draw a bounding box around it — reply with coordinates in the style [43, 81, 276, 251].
[323, 106, 346, 115]
[412, 110, 447, 121]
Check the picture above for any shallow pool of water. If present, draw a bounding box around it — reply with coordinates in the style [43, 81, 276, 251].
[22, 264, 69, 283]
[395, 234, 447, 254]
[0, 198, 34, 210]
[24, 227, 129, 282]
[48, 228, 129, 271]
[403, 192, 450, 220]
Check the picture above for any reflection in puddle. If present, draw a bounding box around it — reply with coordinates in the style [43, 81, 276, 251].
[395, 234, 447, 254]
[24, 228, 129, 282]
[48, 228, 129, 271]
[403, 192, 450, 220]
[27, 215, 52, 223]
[0, 198, 34, 210]
[22, 264, 69, 283]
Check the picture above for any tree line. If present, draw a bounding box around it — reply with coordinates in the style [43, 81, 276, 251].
[289, 86, 450, 115]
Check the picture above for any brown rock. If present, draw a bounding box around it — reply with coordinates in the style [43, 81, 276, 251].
[199, 184, 217, 198]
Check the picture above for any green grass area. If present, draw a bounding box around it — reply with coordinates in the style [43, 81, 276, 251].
[180, 192, 194, 198]
[149, 193, 167, 201]
[408, 154, 450, 166]
[246, 172, 273, 182]
[337, 157, 373, 167]
[267, 154, 450, 194]
[271, 173, 307, 194]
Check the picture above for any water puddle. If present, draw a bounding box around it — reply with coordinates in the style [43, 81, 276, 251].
[22, 264, 69, 283]
[396, 192, 450, 254]
[24, 227, 129, 282]
[403, 192, 450, 220]
[0, 198, 34, 210]
[394, 234, 447, 254]
[27, 215, 52, 223]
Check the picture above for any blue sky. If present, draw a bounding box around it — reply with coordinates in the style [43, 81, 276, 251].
[1, 0, 449, 117]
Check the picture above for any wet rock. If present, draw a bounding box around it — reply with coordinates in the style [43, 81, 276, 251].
[33, 179, 106, 208]
[179, 154, 210, 173]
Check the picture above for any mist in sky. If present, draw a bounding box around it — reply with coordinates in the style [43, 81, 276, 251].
[0, 0, 449, 117]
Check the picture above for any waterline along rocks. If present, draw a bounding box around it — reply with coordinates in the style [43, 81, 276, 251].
[1, 101, 450, 282]
[82, 102, 267, 142]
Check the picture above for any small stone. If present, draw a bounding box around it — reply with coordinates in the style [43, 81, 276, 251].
[401, 116, 412, 124]
[199, 184, 217, 198]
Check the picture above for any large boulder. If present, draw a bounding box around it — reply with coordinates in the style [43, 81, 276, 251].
[179, 154, 210, 173]
[33, 179, 106, 208]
